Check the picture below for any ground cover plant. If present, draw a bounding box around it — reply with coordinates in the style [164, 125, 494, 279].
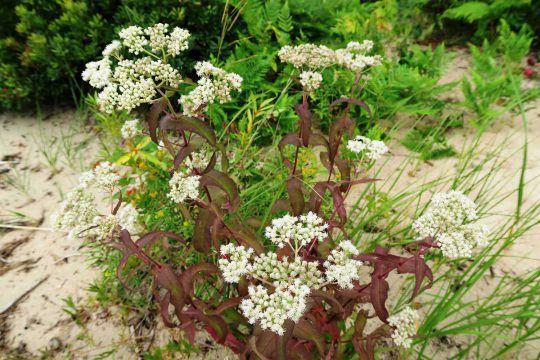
[46, 24, 507, 359]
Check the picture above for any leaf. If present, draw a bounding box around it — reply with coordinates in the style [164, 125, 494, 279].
[147, 98, 167, 143]
[370, 264, 389, 321]
[287, 176, 305, 215]
[199, 170, 240, 211]
[278, 133, 302, 170]
[173, 144, 195, 170]
[330, 97, 372, 120]
[442, 2, 490, 22]
[293, 319, 326, 357]
[193, 207, 218, 253]
[159, 114, 216, 146]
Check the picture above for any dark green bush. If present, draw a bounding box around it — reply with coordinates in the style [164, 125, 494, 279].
[0, 0, 233, 110]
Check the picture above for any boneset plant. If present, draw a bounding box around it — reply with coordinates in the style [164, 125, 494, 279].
[53, 24, 489, 359]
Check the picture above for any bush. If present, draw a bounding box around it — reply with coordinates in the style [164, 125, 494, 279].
[0, 0, 233, 110]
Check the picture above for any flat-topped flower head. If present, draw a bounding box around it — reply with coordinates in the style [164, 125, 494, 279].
[335, 41, 382, 73]
[52, 186, 98, 240]
[388, 307, 420, 348]
[92, 161, 120, 193]
[347, 136, 388, 160]
[265, 212, 328, 250]
[412, 191, 488, 258]
[278, 44, 336, 70]
[82, 24, 190, 113]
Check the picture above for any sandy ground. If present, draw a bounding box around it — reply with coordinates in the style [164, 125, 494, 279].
[0, 52, 538, 359]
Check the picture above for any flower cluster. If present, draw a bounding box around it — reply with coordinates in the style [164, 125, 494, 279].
[168, 171, 200, 204]
[79, 162, 120, 193]
[335, 40, 383, 73]
[52, 165, 141, 241]
[121, 119, 142, 139]
[119, 24, 189, 56]
[265, 212, 329, 250]
[347, 135, 388, 161]
[299, 71, 323, 91]
[218, 213, 367, 334]
[82, 24, 190, 113]
[278, 40, 382, 91]
[412, 191, 489, 258]
[218, 244, 254, 283]
[52, 186, 98, 240]
[185, 148, 211, 171]
[278, 44, 336, 70]
[179, 61, 243, 116]
[323, 240, 364, 289]
[240, 281, 310, 335]
[387, 307, 420, 348]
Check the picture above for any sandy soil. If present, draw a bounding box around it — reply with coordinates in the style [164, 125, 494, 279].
[0, 52, 538, 359]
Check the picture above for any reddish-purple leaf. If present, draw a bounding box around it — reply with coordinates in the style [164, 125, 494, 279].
[147, 98, 167, 143]
[370, 264, 389, 321]
[287, 176, 305, 216]
[293, 319, 326, 357]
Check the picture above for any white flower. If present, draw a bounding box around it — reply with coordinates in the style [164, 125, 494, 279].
[278, 44, 336, 70]
[102, 40, 121, 57]
[335, 41, 382, 73]
[168, 27, 190, 56]
[119, 26, 148, 54]
[412, 191, 488, 258]
[264, 212, 328, 250]
[250, 253, 324, 288]
[299, 71, 323, 91]
[52, 186, 98, 240]
[121, 119, 141, 139]
[218, 244, 254, 283]
[168, 171, 200, 203]
[116, 203, 143, 234]
[239, 281, 311, 335]
[180, 62, 243, 116]
[323, 240, 364, 289]
[388, 307, 419, 348]
[81, 58, 111, 89]
[185, 149, 211, 171]
[92, 162, 120, 193]
[347, 136, 388, 160]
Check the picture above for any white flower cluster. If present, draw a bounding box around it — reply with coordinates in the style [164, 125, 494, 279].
[185, 148, 211, 171]
[323, 240, 364, 289]
[278, 40, 382, 90]
[299, 71, 323, 91]
[250, 253, 324, 288]
[52, 186, 98, 240]
[217, 213, 367, 335]
[335, 40, 383, 73]
[52, 169, 142, 241]
[278, 44, 336, 70]
[119, 24, 190, 56]
[82, 24, 190, 113]
[218, 243, 254, 283]
[167, 171, 200, 204]
[387, 307, 420, 348]
[240, 281, 310, 335]
[179, 61, 243, 116]
[412, 191, 489, 258]
[78, 162, 120, 193]
[264, 212, 329, 250]
[347, 135, 388, 161]
[121, 119, 142, 139]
